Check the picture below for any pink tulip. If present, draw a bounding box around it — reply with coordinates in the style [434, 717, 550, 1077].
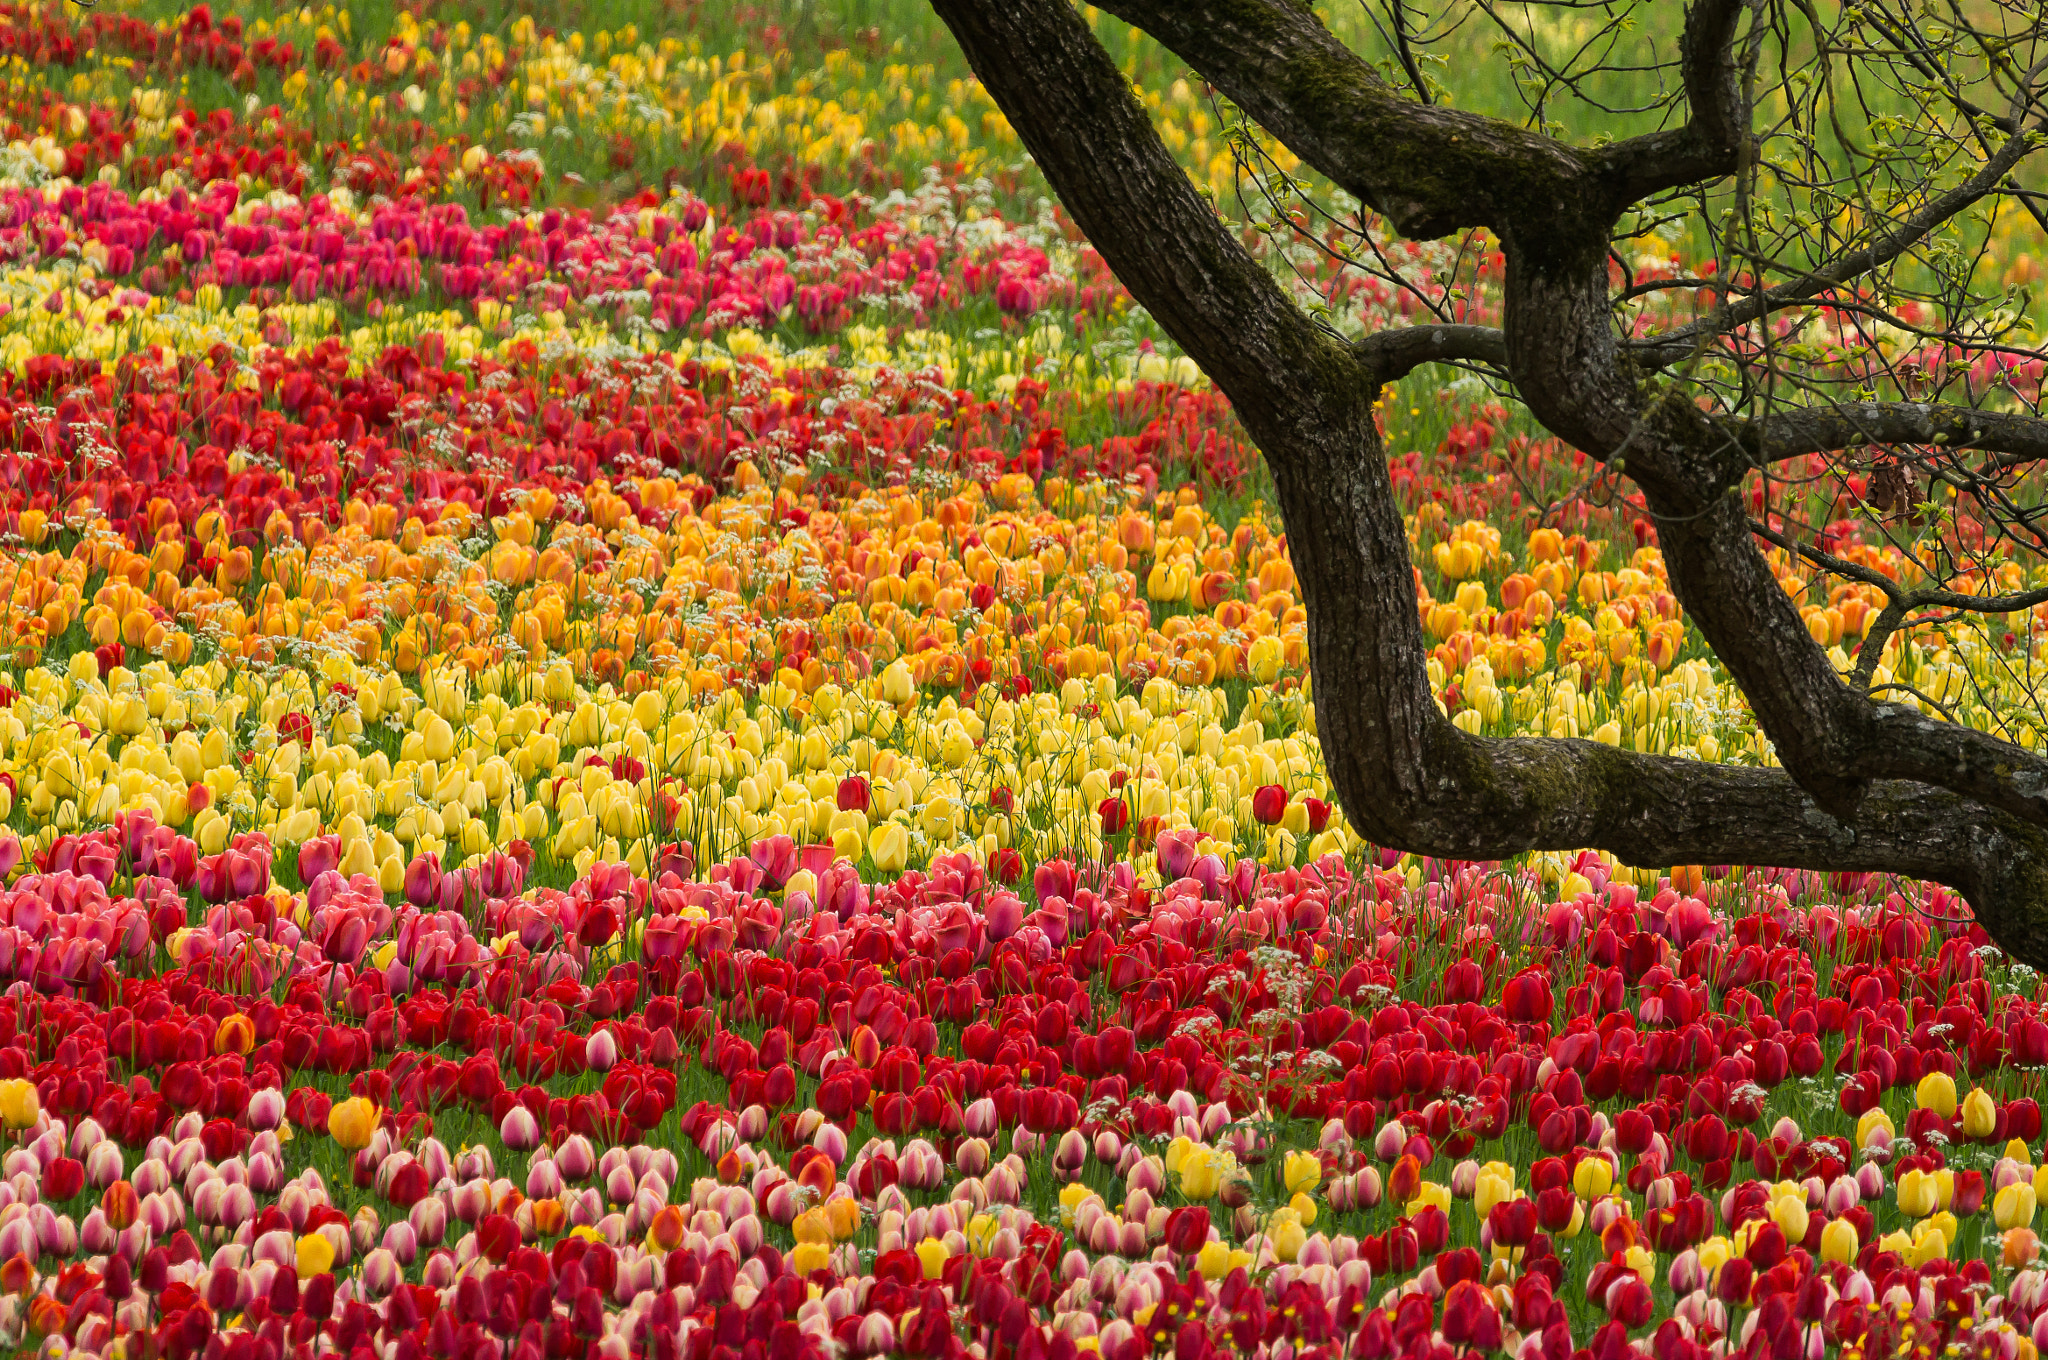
[409, 1197, 447, 1247]
[556, 1135, 596, 1183]
[498, 1105, 540, 1152]
[244, 1089, 284, 1132]
[403, 853, 444, 909]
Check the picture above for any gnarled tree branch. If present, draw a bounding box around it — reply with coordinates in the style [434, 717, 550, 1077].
[929, 0, 2048, 967]
[1598, 0, 1753, 201]
[1730, 401, 2048, 478]
[1356, 325, 1508, 383]
[1090, 0, 1607, 250]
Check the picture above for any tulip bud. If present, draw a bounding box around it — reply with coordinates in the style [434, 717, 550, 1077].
[963, 1099, 997, 1139]
[1668, 1249, 1705, 1295]
[557, 1136, 596, 1183]
[86, 1142, 124, 1191]
[984, 1163, 1021, 1205]
[245, 1088, 284, 1132]
[1962, 1088, 1999, 1142]
[219, 1183, 255, 1230]
[586, 1029, 619, 1072]
[1820, 1217, 1859, 1265]
[1995, 1183, 2037, 1232]
[1915, 1071, 1958, 1119]
[409, 1196, 447, 1247]
[327, 1098, 379, 1152]
[497, 1104, 540, 1152]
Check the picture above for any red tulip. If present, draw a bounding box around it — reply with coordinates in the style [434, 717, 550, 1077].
[1743, 1220, 1788, 1270]
[1488, 1197, 1538, 1247]
[837, 777, 871, 813]
[386, 1161, 430, 1208]
[1442, 1279, 1503, 1350]
[1501, 969, 1554, 1024]
[1606, 1277, 1655, 1328]
[1681, 1114, 1729, 1164]
[477, 1213, 519, 1262]
[1302, 796, 1332, 833]
[1165, 1206, 1210, 1255]
[1251, 785, 1288, 825]
[1444, 958, 1484, 1004]
[1614, 1108, 1654, 1155]
[1097, 797, 1129, 835]
[1535, 1186, 1576, 1233]
[1952, 1170, 1986, 1215]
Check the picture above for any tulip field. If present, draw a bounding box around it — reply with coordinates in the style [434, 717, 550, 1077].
[0, 1, 2047, 1359]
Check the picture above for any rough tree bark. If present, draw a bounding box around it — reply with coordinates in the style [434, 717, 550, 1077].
[926, 0, 2048, 968]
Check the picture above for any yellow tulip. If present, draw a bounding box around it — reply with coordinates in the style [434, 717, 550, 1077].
[1905, 1224, 1948, 1268]
[1770, 1194, 1809, 1244]
[1962, 1088, 1998, 1141]
[1196, 1239, 1251, 1280]
[1897, 1169, 1939, 1218]
[868, 823, 909, 875]
[1573, 1158, 1614, 1200]
[0, 1079, 38, 1129]
[1178, 1148, 1224, 1200]
[789, 1241, 832, 1276]
[1474, 1166, 1515, 1221]
[1267, 1209, 1306, 1264]
[1994, 1183, 2037, 1232]
[1820, 1218, 1859, 1265]
[1406, 1181, 1452, 1218]
[1915, 1071, 1958, 1118]
[1289, 1192, 1318, 1226]
[327, 1097, 379, 1151]
[297, 1232, 337, 1278]
[1283, 1150, 1322, 1198]
[915, 1237, 950, 1280]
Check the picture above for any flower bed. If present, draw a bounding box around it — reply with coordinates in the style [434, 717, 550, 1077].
[0, 2, 2037, 1359]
